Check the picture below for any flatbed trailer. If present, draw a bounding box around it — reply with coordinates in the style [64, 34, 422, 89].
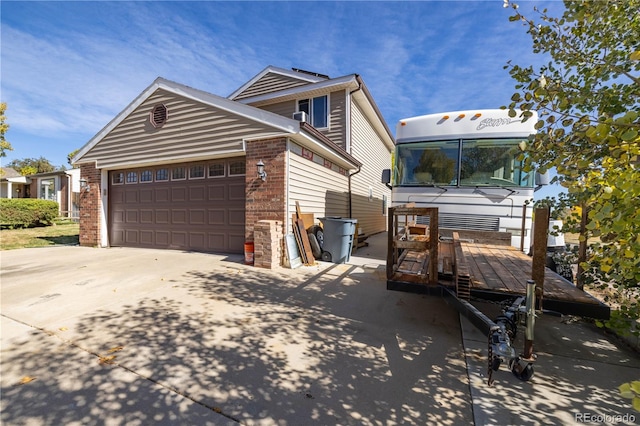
[386, 206, 609, 320]
[386, 205, 611, 384]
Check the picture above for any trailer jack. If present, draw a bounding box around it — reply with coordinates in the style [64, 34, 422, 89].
[444, 280, 537, 386]
[487, 280, 537, 385]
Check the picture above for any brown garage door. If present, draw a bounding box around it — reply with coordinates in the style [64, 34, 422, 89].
[109, 160, 246, 253]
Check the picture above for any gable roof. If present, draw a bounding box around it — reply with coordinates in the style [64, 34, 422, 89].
[72, 77, 360, 170]
[228, 66, 328, 101]
[73, 78, 298, 165]
[231, 69, 394, 149]
[0, 167, 21, 179]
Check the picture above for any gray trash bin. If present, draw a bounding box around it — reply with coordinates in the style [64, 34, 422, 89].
[318, 217, 358, 264]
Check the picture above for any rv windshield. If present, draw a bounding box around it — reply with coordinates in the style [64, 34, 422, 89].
[394, 138, 532, 188]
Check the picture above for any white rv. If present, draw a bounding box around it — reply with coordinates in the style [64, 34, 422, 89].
[382, 109, 547, 250]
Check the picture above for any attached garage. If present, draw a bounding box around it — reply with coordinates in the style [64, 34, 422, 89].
[109, 159, 246, 253]
[73, 68, 394, 267]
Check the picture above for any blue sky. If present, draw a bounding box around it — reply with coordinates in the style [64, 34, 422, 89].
[1, 0, 563, 198]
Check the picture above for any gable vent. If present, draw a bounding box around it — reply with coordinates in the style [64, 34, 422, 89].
[150, 104, 168, 128]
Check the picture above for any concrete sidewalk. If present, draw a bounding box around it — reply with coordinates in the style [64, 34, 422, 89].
[1, 233, 639, 425]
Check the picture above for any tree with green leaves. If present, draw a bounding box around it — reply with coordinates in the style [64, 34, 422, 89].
[67, 149, 80, 167]
[0, 102, 13, 158]
[7, 157, 56, 175]
[504, 0, 640, 329]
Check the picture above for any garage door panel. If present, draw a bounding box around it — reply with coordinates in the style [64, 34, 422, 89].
[190, 209, 206, 224]
[172, 210, 187, 224]
[112, 230, 124, 245]
[140, 210, 153, 223]
[189, 233, 206, 249]
[126, 210, 139, 223]
[228, 209, 244, 225]
[208, 209, 225, 225]
[208, 233, 225, 251]
[171, 231, 187, 248]
[172, 187, 187, 201]
[140, 189, 153, 203]
[156, 210, 170, 224]
[125, 190, 138, 203]
[125, 230, 139, 244]
[208, 185, 225, 201]
[113, 210, 125, 224]
[112, 191, 125, 203]
[140, 230, 154, 245]
[229, 183, 244, 200]
[156, 231, 170, 245]
[109, 163, 245, 253]
[229, 233, 245, 249]
[155, 188, 170, 202]
[189, 186, 206, 201]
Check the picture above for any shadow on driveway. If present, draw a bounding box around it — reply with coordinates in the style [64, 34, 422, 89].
[1, 246, 471, 425]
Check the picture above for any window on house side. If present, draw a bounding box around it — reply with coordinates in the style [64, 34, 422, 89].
[140, 170, 153, 182]
[298, 95, 328, 128]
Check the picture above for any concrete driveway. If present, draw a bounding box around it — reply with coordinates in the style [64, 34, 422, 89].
[1, 233, 639, 425]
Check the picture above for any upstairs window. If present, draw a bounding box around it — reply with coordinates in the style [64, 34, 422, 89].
[298, 95, 328, 128]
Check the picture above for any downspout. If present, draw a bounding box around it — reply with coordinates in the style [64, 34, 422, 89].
[348, 166, 362, 218]
[348, 75, 363, 219]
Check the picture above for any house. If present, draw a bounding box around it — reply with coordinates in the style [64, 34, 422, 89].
[1, 167, 80, 218]
[0, 167, 30, 198]
[71, 66, 394, 266]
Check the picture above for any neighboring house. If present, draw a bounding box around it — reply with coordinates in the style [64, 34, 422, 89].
[0, 167, 30, 199]
[1, 167, 81, 218]
[28, 169, 81, 218]
[72, 66, 394, 262]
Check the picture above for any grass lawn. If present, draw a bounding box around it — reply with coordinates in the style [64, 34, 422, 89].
[0, 222, 80, 250]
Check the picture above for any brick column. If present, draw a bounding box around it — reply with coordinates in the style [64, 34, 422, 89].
[79, 163, 102, 247]
[254, 220, 283, 269]
[245, 137, 287, 241]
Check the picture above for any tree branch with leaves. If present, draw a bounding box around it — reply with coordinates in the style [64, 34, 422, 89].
[504, 0, 640, 330]
[0, 102, 13, 159]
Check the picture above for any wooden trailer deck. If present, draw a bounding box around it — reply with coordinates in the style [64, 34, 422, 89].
[386, 205, 610, 319]
[456, 241, 609, 318]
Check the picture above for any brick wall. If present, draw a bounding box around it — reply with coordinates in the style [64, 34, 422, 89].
[245, 137, 287, 241]
[79, 163, 102, 247]
[254, 220, 283, 269]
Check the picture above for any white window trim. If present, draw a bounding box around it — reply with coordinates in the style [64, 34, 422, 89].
[228, 160, 246, 176]
[155, 168, 169, 182]
[125, 171, 138, 184]
[189, 165, 206, 180]
[297, 94, 329, 129]
[208, 162, 226, 178]
[171, 166, 187, 181]
[112, 172, 124, 185]
[140, 170, 154, 183]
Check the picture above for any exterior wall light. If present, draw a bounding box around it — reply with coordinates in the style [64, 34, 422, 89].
[79, 178, 90, 192]
[256, 160, 267, 181]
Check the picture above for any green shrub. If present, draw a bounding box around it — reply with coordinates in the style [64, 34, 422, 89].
[0, 198, 59, 228]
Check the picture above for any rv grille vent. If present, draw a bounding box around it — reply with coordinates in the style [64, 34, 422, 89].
[416, 213, 499, 232]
